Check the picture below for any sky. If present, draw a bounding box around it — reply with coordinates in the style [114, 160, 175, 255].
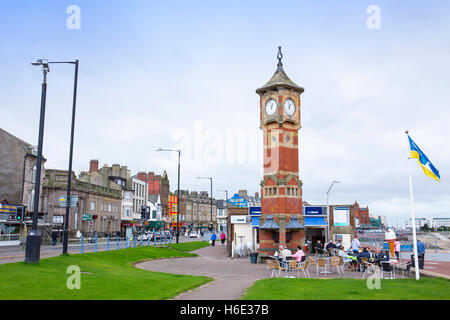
[1, 0, 449, 228]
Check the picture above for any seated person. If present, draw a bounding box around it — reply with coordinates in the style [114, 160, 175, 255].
[279, 245, 292, 260]
[372, 249, 389, 266]
[338, 246, 357, 269]
[357, 247, 371, 271]
[315, 240, 324, 254]
[291, 246, 305, 262]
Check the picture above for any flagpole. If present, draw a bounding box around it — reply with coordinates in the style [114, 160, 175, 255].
[406, 130, 420, 280]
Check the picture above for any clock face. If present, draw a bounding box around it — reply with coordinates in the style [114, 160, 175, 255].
[284, 99, 296, 116]
[265, 99, 277, 116]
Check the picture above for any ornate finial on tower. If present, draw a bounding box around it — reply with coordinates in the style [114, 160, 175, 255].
[277, 46, 283, 70]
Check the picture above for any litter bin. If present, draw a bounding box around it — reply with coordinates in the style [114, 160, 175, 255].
[411, 254, 424, 270]
[250, 252, 258, 264]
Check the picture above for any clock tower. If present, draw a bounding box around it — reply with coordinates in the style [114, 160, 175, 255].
[256, 47, 305, 256]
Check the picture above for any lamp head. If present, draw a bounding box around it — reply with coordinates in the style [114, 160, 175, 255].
[31, 59, 50, 72]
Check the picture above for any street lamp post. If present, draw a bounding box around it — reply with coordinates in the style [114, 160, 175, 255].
[198, 177, 213, 231]
[47, 60, 80, 255]
[217, 189, 228, 232]
[326, 180, 341, 243]
[157, 148, 180, 243]
[25, 60, 50, 263]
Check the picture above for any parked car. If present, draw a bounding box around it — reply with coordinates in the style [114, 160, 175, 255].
[137, 232, 149, 241]
[189, 231, 200, 238]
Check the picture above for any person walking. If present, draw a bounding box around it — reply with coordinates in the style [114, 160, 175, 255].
[210, 232, 217, 247]
[220, 231, 226, 246]
[51, 230, 58, 246]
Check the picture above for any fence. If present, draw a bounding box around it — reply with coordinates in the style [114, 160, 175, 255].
[359, 237, 413, 252]
[78, 233, 174, 254]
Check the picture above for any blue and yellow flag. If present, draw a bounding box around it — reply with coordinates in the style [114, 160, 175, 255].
[408, 135, 440, 181]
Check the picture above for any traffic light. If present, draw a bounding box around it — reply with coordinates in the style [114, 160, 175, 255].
[140, 206, 146, 220]
[16, 206, 24, 221]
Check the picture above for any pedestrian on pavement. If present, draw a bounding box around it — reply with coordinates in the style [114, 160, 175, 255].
[51, 230, 58, 246]
[417, 238, 426, 257]
[220, 231, 226, 245]
[210, 232, 217, 247]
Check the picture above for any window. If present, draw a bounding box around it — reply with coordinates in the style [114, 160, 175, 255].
[91, 201, 95, 211]
[31, 165, 37, 182]
[125, 192, 131, 200]
[126, 208, 130, 217]
[152, 210, 156, 220]
[108, 204, 112, 212]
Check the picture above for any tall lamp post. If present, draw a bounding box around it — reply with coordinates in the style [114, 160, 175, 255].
[157, 148, 180, 243]
[326, 180, 341, 243]
[198, 177, 213, 231]
[45, 60, 80, 255]
[217, 189, 228, 232]
[25, 60, 50, 263]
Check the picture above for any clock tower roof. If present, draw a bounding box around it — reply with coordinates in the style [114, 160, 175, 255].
[256, 46, 304, 95]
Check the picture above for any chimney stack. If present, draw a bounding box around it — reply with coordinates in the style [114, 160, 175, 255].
[89, 160, 99, 172]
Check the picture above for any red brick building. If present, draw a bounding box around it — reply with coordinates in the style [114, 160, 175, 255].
[257, 48, 305, 257]
[354, 201, 370, 226]
[137, 171, 170, 219]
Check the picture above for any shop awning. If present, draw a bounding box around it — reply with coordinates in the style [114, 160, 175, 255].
[285, 215, 305, 229]
[251, 216, 260, 227]
[259, 215, 279, 230]
[304, 217, 327, 226]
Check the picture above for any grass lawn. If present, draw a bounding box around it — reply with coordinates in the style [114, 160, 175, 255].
[242, 278, 450, 300]
[0, 241, 210, 300]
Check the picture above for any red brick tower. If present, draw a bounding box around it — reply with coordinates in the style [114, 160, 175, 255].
[256, 47, 305, 256]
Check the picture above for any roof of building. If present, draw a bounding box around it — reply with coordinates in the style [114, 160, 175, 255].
[285, 215, 305, 229]
[259, 215, 280, 230]
[256, 47, 304, 94]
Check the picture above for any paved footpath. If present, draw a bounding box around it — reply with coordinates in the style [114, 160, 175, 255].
[136, 244, 364, 300]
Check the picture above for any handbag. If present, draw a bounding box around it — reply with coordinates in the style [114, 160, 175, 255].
[209, 240, 212, 244]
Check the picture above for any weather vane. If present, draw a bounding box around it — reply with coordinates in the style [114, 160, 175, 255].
[277, 46, 283, 70]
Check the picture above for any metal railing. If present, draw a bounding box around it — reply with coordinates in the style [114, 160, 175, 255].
[77, 233, 174, 254]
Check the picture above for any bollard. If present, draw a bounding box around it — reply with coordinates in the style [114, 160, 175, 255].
[117, 235, 119, 250]
[435, 240, 438, 253]
[147, 235, 150, 247]
[140, 236, 143, 247]
[94, 235, 98, 252]
[126, 237, 128, 248]
[80, 236, 84, 254]
[107, 236, 110, 251]
[134, 237, 137, 248]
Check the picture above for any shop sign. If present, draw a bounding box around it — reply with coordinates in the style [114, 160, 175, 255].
[231, 215, 249, 224]
[304, 206, 326, 216]
[0, 204, 18, 214]
[248, 206, 261, 216]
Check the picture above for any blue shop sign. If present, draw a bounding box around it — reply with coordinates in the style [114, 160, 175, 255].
[249, 206, 261, 216]
[228, 194, 248, 208]
[304, 206, 326, 216]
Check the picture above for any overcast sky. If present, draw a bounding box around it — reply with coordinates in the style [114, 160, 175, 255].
[1, 0, 449, 227]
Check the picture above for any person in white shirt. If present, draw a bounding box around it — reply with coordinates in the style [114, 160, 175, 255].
[351, 235, 361, 254]
[279, 245, 292, 260]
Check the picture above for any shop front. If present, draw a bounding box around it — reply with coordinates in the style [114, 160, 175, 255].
[304, 206, 328, 252]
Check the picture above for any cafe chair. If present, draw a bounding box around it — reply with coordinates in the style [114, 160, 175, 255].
[287, 259, 298, 276]
[361, 262, 378, 279]
[295, 260, 310, 278]
[380, 261, 395, 279]
[271, 260, 286, 278]
[316, 258, 328, 277]
[329, 256, 342, 275]
[396, 261, 413, 279]
[266, 259, 275, 277]
[308, 257, 318, 273]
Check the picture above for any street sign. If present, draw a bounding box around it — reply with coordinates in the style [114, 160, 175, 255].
[82, 214, 92, 221]
[53, 216, 64, 224]
[59, 195, 78, 207]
